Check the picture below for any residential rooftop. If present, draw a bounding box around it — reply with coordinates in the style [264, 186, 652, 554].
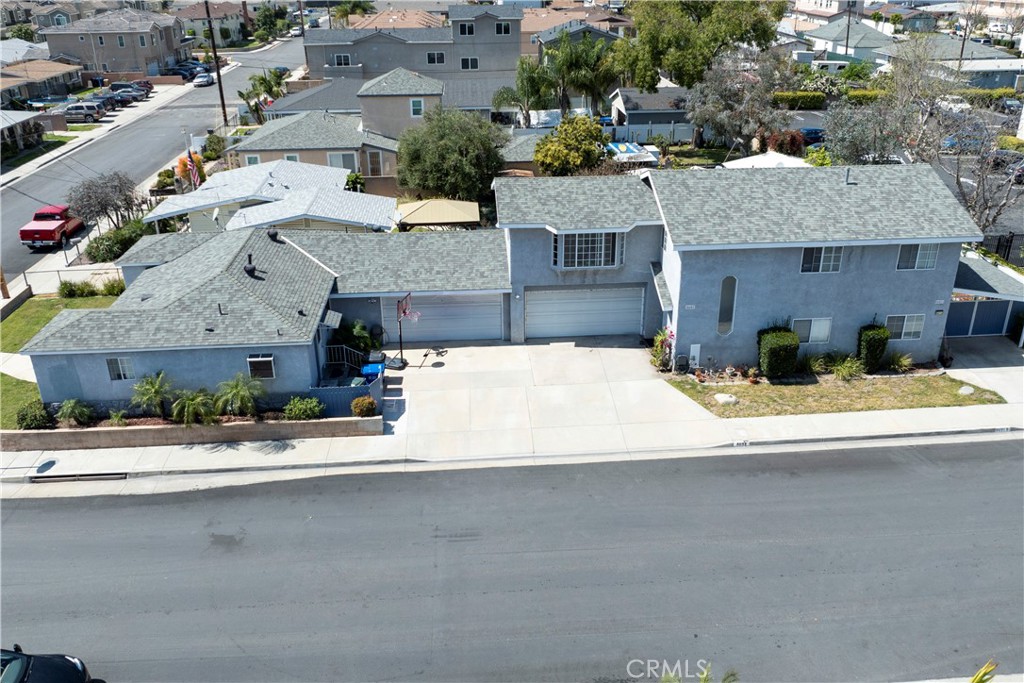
[803, 19, 893, 49]
[358, 67, 444, 97]
[40, 7, 177, 32]
[265, 77, 364, 115]
[228, 111, 399, 154]
[494, 175, 661, 231]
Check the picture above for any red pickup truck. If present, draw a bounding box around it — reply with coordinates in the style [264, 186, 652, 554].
[19, 205, 84, 249]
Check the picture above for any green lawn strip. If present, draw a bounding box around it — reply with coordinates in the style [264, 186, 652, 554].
[67, 124, 100, 132]
[0, 374, 40, 430]
[43, 133, 75, 142]
[668, 373, 1004, 418]
[1, 139, 70, 169]
[666, 145, 733, 167]
[1, 295, 117, 353]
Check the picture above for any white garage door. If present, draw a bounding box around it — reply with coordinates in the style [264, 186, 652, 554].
[382, 294, 503, 343]
[526, 287, 643, 338]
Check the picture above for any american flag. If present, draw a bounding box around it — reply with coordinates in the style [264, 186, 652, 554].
[187, 152, 201, 188]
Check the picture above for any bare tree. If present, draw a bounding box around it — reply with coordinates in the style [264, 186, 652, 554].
[957, 0, 989, 69]
[67, 172, 147, 229]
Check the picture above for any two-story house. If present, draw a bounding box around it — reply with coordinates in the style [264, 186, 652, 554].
[173, 1, 251, 48]
[41, 8, 189, 77]
[303, 4, 522, 81]
[791, 0, 865, 25]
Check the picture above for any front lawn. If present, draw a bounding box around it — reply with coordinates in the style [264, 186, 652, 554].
[669, 373, 1004, 417]
[67, 124, 100, 132]
[1, 138, 71, 169]
[0, 374, 40, 430]
[1, 295, 117, 353]
[666, 145, 734, 167]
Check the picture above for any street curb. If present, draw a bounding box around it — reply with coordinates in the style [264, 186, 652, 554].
[5, 425, 1020, 485]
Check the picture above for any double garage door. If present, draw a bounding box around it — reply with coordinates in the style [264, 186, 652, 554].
[526, 287, 644, 339]
[381, 294, 503, 343]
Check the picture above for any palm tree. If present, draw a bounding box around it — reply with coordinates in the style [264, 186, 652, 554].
[237, 87, 265, 125]
[573, 33, 617, 115]
[492, 56, 556, 127]
[248, 70, 285, 101]
[214, 372, 266, 417]
[171, 388, 216, 427]
[131, 371, 173, 418]
[330, 0, 375, 27]
[543, 31, 589, 117]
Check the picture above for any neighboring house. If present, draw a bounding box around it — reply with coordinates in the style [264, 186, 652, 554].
[873, 31, 1010, 63]
[859, 3, 937, 33]
[0, 38, 50, 66]
[40, 8, 190, 76]
[947, 252, 1024, 345]
[720, 151, 811, 168]
[792, 0, 866, 25]
[357, 67, 443, 139]
[1, 109, 45, 152]
[141, 160, 394, 235]
[347, 9, 444, 30]
[609, 87, 693, 144]
[500, 131, 543, 175]
[173, 1, 251, 48]
[304, 4, 522, 81]
[0, 58, 83, 104]
[1, 2, 33, 28]
[264, 76, 364, 119]
[535, 19, 618, 60]
[875, 34, 1024, 88]
[803, 18, 893, 62]
[31, 3, 79, 29]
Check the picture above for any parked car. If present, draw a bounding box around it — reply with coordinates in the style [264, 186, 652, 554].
[983, 149, 1024, 171]
[289, 25, 302, 36]
[161, 67, 195, 81]
[18, 205, 85, 248]
[83, 92, 119, 111]
[940, 128, 991, 153]
[799, 127, 825, 145]
[1008, 160, 1024, 184]
[106, 89, 140, 106]
[1, 645, 93, 682]
[271, 66, 290, 77]
[936, 95, 972, 113]
[994, 96, 1022, 115]
[177, 61, 209, 73]
[307, 17, 319, 27]
[131, 79, 154, 92]
[192, 72, 215, 87]
[861, 154, 906, 165]
[60, 102, 106, 123]
[109, 81, 148, 98]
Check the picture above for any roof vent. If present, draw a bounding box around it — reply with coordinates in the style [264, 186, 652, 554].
[268, 228, 279, 241]
[298, 308, 306, 316]
[218, 303, 227, 315]
[205, 325, 215, 332]
[845, 168, 857, 186]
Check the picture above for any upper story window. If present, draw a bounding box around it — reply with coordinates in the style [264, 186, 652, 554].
[801, 246, 842, 273]
[495, 21, 511, 35]
[79, 35, 85, 41]
[426, 51, 445, 64]
[117, 35, 125, 47]
[897, 243, 938, 270]
[458, 22, 474, 36]
[334, 54, 351, 66]
[139, 34, 146, 46]
[410, 98, 424, 117]
[97, 35, 105, 45]
[551, 232, 623, 269]
[460, 57, 479, 70]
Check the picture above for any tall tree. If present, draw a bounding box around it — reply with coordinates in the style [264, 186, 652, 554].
[249, 69, 285, 100]
[822, 97, 915, 164]
[542, 31, 589, 117]
[237, 87, 265, 124]
[67, 172, 146, 228]
[397, 107, 510, 201]
[8, 24, 35, 41]
[492, 56, 556, 127]
[533, 115, 610, 176]
[612, 0, 787, 91]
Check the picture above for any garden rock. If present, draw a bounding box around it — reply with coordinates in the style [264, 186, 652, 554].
[958, 385, 975, 395]
[714, 393, 738, 405]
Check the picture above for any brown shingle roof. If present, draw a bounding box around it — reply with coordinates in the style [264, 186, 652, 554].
[0, 59, 82, 80]
[174, 1, 243, 20]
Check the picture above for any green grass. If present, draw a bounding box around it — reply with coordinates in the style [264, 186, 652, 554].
[0, 374, 40, 430]
[665, 145, 733, 167]
[43, 133, 75, 143]
[1, 295, 117, 353]
[0, 139, 71, 170]
[668, 373, 1005, 417]
[67, 123, 100, 132]
[71, 86, 102, 97]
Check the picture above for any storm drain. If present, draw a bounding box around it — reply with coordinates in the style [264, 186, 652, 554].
[29, 472, 128, 483]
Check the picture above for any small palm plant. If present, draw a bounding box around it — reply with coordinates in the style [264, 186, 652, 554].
[55, 399, 94, 426]
[171, 388, 216, 427]
[214, 372, 266, 417]
[131, 371, 173, 418]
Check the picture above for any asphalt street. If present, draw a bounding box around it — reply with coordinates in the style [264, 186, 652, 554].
[0, 37, 306, 278]
[2, 439, 1021, 682]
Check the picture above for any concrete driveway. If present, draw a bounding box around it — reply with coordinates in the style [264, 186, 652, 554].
[382, 338, 717, 460]
[945, 336, 1024, 404]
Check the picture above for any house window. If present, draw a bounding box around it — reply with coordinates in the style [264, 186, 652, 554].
[367, 150, 383, 176]
[495, 21, 511, 34]
[106, 357, 135, 381]
[245, 154, 260, 165]
[458, 22, 474, 35]
[97, 35, 104, 45]
[897, 243, 938, 270]
[284, 153, 299, 161]
[117, 35, 125, 47]
[886, 314, 925, 340]
[54, 14, 67, 25]
[247, 353, 275, 379]
[328, 151, 357, 171]
[718, 275, 737, 336]
[460, 57, 479, 70]
[334, 53, 351, 66]
[139, 34, 146, 46]
[410, 98, 424, 117]
[426, 51, 445, 64]
[101, 63, 109, 71]
[801, 246, 843, 273]
[792, 318, 831, 344]
[551, 232, 623, 269]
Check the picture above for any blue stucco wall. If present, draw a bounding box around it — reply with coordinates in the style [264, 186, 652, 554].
[31, 343, 319, 406]
[505, 224, 664, 342]
[670, 242, 962, 367]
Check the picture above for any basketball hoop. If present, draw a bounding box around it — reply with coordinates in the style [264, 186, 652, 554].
[405, 310, 421, 322]
[393, 293, 414, 368]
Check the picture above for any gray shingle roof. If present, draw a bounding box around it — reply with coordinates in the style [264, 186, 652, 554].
[285, 229, 510, 293]
[226, 187, 396, 232]
[266, 77, 365, 115]
[303, 26, 452, 45]
[442, 75, 514, 108]
[41, 7, 176, 32]
[117, 232, 215, 265]
[652, 165, 983, 248]
[803, 19, 892, 49]
[24, 229, 336, 353]
[229, 111, 399, 153]
[615, 87, 689, 112]
[448, 4, 522, 20]
[536, 19, 617, 44]
[501, 131, 543, 162]
[954, 256, 1024, 299]
[494, 175, 661, 231]
[358, 67, 444, 96]
[875, 34, 1010, 61]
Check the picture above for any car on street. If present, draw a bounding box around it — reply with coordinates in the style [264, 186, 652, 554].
[799, 127, 825, 145]
[994, 96, 1022, 115]
[982, 149, 1024, 172]
[936, 95, 972, 113]
[289, 26, 303, 36]
[192, 72, 215, 87]
[1008, 160, 1024, 184]
[18, 205, 85, 249]
[940, 128, 991, 153]
[271, 66, 290, 77]
[1, 645, 93, 682]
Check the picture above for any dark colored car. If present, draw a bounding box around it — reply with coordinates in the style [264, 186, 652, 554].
[109, 81, 148, 98]
[106, 90, 139, 106]
[1007, 160, 1024, 184]
[982, 149, 1024, 171]
[84, 92, 119, 111]
[161, 67, 195, 81]
[800, 127, 825, 145]
[271, 66, 290, 77]
[1, 645, 93, 682]
[994, 97, 1022, 115]
[131, 79, 154, 92]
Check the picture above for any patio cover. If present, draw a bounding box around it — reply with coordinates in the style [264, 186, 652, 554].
[397, 199, 480, 226]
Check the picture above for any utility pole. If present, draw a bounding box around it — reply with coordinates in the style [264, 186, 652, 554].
[844, 0, 853, 58]
[204, 0, 229, 128]
[298, 0, 306, 36]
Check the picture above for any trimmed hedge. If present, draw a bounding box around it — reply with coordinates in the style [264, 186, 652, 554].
[83, 219, 152, 263]
[997, 135, 1024, 152]
[283, 396, 324, 421]
[17, 399, 54, 430]
[773, 91, 826, 110]
[58, 279, 99, 298]
[350, 395, 377, 418]
[758, 327, 800, 379]
[846, 89, 885, 105]
[858, 324, 890, 373]
[954, 87, 1017, 107]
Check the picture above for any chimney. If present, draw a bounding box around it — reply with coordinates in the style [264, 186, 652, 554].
[241, 0, 250, 26]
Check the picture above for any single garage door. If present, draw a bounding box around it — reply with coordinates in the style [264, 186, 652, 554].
[382, 294, 503, 343]
[526, 287, 643, 338]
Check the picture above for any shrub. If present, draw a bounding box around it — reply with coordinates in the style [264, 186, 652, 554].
[351, 395, 377, 418]
[56, 398, 94, 426]
[767, 129, 805, 155]
[332, 319, 376, 353]
[832, 355, 865, 381]
[650, 327, 674, 370]
[58, 279, 99, 298]
[254, 29, 269, 42]
[858, 323, 890, 373]
[101, 277, 126, 296]
[845, 89, 885, 105]
[108, 409, 128, 426]
[804, 147, 832, 166]
[17, 399, 54, 430]
[820, 350, 849, 372]
[997, 136, 1024, 153]
[171, 388, 216, 426]
[283, 396, 324, 421]
[131, 370, 173, 417]
[83, 219, 151, 263]
[954, 87, 1016, 107]
[175, 152, 206, 184]
[796, 353, 827, 375]
[772, 91, 826, 110]
[214, 372, 266, 416]
[758, 328, 800, 379]
[205, 134, 225, 157]
[885, 352, 914, 373]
